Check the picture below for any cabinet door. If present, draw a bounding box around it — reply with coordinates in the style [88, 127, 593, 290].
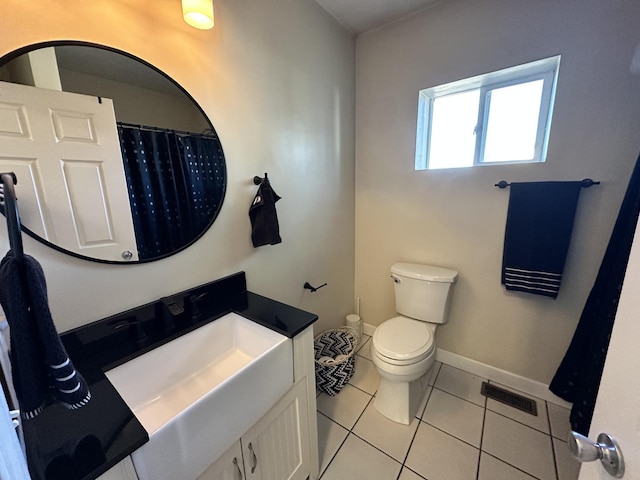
[197, 440, 245, 480]
[97, 456, 138, 480]
[241, 380, 310, 480]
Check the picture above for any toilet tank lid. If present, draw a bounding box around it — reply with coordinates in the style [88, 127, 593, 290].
[391, 263, 458, 282]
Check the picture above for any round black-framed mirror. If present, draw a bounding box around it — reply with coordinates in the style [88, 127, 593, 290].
[0, 41, 226, 264]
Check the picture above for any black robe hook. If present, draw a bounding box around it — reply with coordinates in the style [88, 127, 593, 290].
[253, 172, 268, 185]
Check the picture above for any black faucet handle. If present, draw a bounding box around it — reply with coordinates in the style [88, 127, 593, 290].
[186, 292, 208, 321]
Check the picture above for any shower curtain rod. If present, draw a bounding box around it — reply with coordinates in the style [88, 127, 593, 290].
[495, 178, 600, 189]
[117, 122, 218, 139]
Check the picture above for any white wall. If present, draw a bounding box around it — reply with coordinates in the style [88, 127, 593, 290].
[355, 0, 640, 383]
[0, 0, 355, 334]
[59, 68, 210, 132]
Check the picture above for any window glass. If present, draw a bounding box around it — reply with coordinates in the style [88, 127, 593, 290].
[414, 56, 560, 170]
[483, 79, 544, 163]
[429, 89, 480, 169]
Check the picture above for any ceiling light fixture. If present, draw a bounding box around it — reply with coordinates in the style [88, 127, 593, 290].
[182, 0, 214, 30]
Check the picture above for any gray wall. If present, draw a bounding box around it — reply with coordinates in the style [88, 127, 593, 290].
[355, 0, 640, 383]
[0, 0, 356, 335]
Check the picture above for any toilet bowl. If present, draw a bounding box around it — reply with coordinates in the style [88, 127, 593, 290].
[372, 317, 436, 424]
[371, 263, 457, 424]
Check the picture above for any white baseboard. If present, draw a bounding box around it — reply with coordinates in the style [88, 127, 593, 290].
[362, 322, 376, 337]
[435, 349, 571, 408]
[362, 322, 571, 408]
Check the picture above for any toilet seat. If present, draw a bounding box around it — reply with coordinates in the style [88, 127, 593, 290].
[373, 316, 435, 365]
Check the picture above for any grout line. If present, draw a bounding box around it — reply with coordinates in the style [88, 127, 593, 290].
[485, 408, 552, 436]
[334, 386, 433, 479]
[481, 451, 545, 480]
[343, 394, 405, 475]
[476, 393, 488, 480]
[350, 430, 406, 467]
[322, 360, 561, 480]
[406, 388, 434, 462]
[415, 385, 434, 421]
[399, 465, 428, 480]
[431, 384, 486, 408]
[547, 402, 561, 480]
[347, 382, 377, 397]
[317, 413, 350, 479]
[418, 418, 482, 451]
[350, 394, 374, 431]
[399, 406, 424, 469]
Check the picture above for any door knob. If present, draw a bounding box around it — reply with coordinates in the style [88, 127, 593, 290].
[568, 431, 625, 478]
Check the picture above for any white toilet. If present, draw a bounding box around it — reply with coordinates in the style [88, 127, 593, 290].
[371, 262, 458, 424]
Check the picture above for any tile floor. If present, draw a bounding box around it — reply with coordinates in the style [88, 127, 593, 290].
[316, 335, 581, 480]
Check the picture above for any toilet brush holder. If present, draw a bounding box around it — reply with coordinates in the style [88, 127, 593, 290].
[345, 314, 362, 341]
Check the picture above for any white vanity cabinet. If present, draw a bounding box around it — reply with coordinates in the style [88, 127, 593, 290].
[199, 325, 319, 480]
[197, 440, 244, 480]
[99, 325, 319, 480]
[199, 379, 310, 480]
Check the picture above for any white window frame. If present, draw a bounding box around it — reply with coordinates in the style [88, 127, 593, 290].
[415, 55, 561, 170]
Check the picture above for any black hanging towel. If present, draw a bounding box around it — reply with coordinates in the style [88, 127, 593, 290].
[249, 174, 282, 247]
[550, 151, 640, 434]
[501, 181, 583, 298]
[0, 252, 91, 419]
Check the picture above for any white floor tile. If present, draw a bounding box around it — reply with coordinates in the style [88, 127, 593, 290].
[427, 361, 442, 386]
[435, 364, 487, 406]
[548, 403, 572, 441]
[483, 410, 556, 480]
[349, 356, 379, 395]
[553, 438, 581, 480]
[353, 401, 419, 462]
[357, 337, 372, 361]
[317, 412, 349, 476]
[356, 335, 371, 354]
[317, 384, 372, 429]
[486, 382, 550, 434]
[320, 433, 401, 480]
[415, 386, 433, 419]
[405, 423, 479, 480]
[422, 388, 485, 447]
[398, 467, 426, 480]
[478, 453, 537, 480]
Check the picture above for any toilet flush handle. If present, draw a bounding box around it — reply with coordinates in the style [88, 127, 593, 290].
[391, 274, 401, 284]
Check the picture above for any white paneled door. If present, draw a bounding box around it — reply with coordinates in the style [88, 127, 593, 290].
[577, 219, 640, 479]
[0, 80, 138, 261]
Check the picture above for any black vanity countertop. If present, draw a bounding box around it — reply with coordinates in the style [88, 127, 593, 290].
[23, 272, 318, 480]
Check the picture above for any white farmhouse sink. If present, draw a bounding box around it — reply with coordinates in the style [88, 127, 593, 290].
[105, 312, 293, 480]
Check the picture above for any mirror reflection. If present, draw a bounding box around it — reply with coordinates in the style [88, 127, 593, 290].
[0, 42, 226, 263]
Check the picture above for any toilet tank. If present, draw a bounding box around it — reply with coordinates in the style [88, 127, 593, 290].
[391, 263, 458, 323]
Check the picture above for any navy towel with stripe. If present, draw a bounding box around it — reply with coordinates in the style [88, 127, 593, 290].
[501, 182, 583, 298]
[0, 251, 90, 419]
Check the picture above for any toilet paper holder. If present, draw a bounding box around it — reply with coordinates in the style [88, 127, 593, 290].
[304, 282, 327, 293]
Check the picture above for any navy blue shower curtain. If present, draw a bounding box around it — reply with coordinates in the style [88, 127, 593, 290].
[118, 125, 225, 260]
[549, 150, 640, 435]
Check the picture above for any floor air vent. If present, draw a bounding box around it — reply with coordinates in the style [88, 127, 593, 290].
[481, 382, 538, 416]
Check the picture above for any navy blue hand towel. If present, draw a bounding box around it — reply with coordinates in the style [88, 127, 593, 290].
[249, 178, 282, 247]
[0, 251, 90, 419]
[501, 182, 583, 298]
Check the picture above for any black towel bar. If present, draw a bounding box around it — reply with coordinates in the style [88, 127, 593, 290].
[495, 178, 600, 189]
